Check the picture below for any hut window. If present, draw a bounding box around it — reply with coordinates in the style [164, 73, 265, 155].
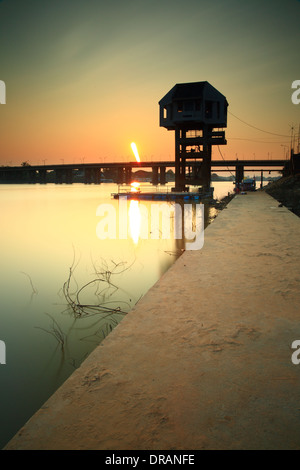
[195, 99, 202, 111]
[177, 101, 183, 112]
[205, 100, 213, 118]
[163, 107, 167, 119]
[184, 101, 193, 112]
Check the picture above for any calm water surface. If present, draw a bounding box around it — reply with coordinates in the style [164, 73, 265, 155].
[0, 181, 233, 447]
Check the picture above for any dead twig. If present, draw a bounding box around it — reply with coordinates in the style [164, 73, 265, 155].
[20, 271, 38, 294]
[35, 313, 65, 351]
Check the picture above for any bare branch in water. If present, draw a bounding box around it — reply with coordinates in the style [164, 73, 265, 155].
[36, 254, 137, 365]
[62, 256, 135, 318]
[35, 313, 65, 351]
[20, 271, 38, 294]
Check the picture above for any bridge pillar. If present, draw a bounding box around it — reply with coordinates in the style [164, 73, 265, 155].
[260, 170, 263, 189]
[117, 168, 124, 184]
[125, 167, 132, 184]
[84, 168, 92, 184]
[235, 165, 244, 186]
[65, 169, 73, 184]
[159, 166, 166, 185]
[2, 169, 12, 183]
[93, 168, 101, 184]
[152, 167, 159, 185]
[7, 170, 23, 183]
[38, 169, 47, 184]
[29, 169, 37, 184]
[55, 169, 64, 184]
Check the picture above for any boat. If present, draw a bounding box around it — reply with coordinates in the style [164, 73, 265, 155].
[111, 182, 214, 201]
[111, 191, 203, 201]
[234, 177, 256, 193]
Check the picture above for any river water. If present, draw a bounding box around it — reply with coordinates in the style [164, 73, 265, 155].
[0, 181, 234, 447]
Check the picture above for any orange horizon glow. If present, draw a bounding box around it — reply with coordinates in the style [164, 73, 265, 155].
[0, 2, 299, 168]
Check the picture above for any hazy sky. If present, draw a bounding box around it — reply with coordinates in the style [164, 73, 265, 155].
[0, 0, 299, 165]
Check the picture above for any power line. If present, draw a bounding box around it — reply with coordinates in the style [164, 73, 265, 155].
[228, 137, 291, 144]
[217, 145, 235, 178]
[228, 111, 295, 138]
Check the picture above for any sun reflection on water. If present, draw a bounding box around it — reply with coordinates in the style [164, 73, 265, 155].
[128, 199, 141, 244]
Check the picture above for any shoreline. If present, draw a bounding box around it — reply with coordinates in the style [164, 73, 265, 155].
[263, 174, 300, 217]
[208, 192, 236, 224]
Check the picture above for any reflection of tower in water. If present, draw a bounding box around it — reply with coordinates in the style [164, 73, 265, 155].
[127, 199, 208, 251]
[173, 201, 210, 253]
[128, 200, 141, 245]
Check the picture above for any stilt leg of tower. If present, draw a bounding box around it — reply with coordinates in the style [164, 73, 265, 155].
[174, 126, 215, 192]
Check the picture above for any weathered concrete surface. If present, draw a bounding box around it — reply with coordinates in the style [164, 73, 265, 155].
[5, 191, 300, 450]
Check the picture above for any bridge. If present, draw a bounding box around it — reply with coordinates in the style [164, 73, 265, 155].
[0, 159, 286, 186]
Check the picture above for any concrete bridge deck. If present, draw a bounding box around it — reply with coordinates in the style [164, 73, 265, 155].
[5, 190, 300, 450]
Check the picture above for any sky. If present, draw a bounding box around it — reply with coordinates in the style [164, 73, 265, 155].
[0, 0, 299, 165]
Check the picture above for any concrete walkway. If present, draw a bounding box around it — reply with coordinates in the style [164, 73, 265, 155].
[5, 191, 300, 450]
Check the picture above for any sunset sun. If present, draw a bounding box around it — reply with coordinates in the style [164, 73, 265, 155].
[130, 142, 141, 163]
